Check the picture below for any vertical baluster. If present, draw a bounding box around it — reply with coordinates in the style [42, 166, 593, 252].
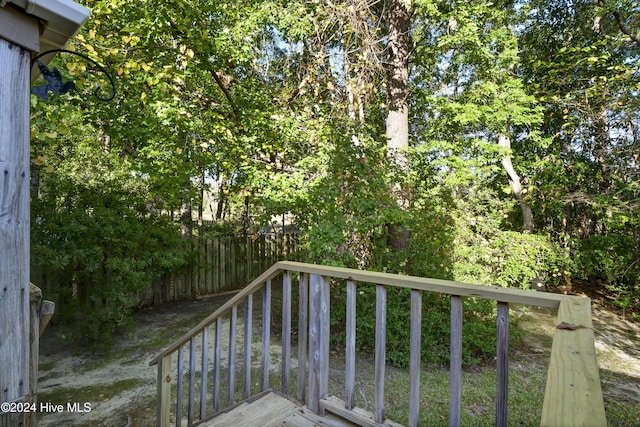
[243, 294, 253, 400]
[496, 302, 509, 427]
[175, 346, 183, 427]
[409, 289, 422, 427]
[375, 285, 387, 423]
[308, 274, 329, 414]
[345, 280, 356, 410]
[297, 273, 309, 402]
[188, 337, 195, 426]
[213, 317, 221, 413]
[450, 295, 463, 427]
[199, 328, 208, 421]
[228, 306, 237, 406]
[282, 271, 292, 395]
[261, 280, 272, 391]
[320, 273, 330, 406]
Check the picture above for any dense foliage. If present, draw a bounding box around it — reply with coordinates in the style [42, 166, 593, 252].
[30, 0, 639, 355]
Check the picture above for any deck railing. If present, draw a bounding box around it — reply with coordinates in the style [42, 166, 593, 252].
[149, 261, 606, 427]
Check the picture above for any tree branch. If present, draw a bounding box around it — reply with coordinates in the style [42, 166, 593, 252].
[612, 9, 640, 46]
[209, 68, 240, 121]
[593, 2, 640, 46]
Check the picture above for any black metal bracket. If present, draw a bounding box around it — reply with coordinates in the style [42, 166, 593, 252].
[30, 49, 116, 102]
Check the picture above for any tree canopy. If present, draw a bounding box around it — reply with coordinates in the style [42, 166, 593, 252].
[30, 0, 640, 349]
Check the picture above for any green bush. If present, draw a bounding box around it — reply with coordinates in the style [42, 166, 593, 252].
[573, 234, 637, 285]
[32, 178, 188, 351]
[573, 234, 640, 315]
[449, 186, 572, 289]
[454, 230, 572, 289]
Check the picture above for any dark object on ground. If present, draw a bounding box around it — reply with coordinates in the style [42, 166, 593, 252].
[530, 276, 547, 292]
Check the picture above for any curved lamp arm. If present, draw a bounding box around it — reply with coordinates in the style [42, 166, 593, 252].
[31, 49, 116, 102]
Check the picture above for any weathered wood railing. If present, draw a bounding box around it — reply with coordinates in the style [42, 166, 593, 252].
[149, 261, 606, 427]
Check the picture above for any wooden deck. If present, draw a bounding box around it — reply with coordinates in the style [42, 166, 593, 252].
[196, 391, 358, 427]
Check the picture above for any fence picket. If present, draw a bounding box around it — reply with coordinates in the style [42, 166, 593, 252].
[31, 233, 299, 314]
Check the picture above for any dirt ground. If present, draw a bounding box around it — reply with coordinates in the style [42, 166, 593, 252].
[35, 293, 640, 427]
[36, 295, 236, 427]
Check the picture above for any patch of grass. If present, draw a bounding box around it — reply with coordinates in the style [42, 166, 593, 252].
[39, 361, 57, 373]
[318, 304, 640, 426]
[38, 378, 145, 406]
[327, 354, 547, 426]
[605, 400, 640, 427]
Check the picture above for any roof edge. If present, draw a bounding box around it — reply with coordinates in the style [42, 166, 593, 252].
[2, 0, 90, 52]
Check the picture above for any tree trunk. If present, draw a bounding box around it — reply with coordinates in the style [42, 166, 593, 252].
[499, 134, 534, 233]
[198, 169, 205, 235]
[385, 0, 412, 250]
[385, 0, 411, 161]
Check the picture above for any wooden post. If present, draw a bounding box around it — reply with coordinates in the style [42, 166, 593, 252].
[25, 285, 41, 427]
[297, 273, 308, 402]
[24, 284, 54, 427]
[541, 298, 606, 426]
[0, 17, 36, 427]
[156, 354, 172, 427]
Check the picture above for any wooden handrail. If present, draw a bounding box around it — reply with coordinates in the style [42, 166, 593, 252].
[150, 261, 606, 427]
[275, 261, 571, 307]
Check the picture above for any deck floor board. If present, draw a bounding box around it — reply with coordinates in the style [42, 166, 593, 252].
[198, 392, 356, 427]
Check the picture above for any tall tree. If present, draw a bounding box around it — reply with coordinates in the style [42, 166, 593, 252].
[386, 0, 412, 156]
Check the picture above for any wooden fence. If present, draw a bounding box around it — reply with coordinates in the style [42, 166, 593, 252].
[145, 233, 300, 305]
[30, 233, 300, 316]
